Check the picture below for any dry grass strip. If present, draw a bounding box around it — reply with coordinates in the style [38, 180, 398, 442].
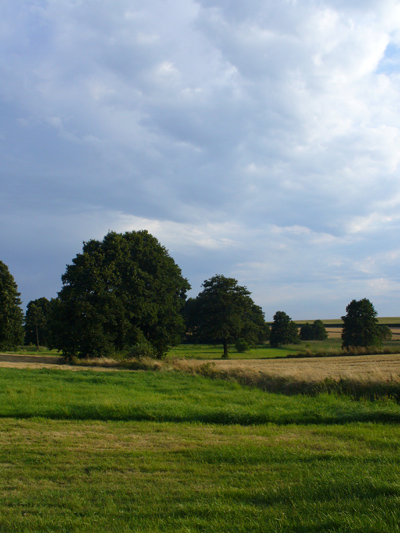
[174, 353, 400, 383]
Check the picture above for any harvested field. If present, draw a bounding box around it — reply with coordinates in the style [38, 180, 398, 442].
[391, 327, 400, 340]
[325, 326, 400, 340]
[326, 326, 342, 338]
[3, 352, 400, 384]
[183, 353, 400, 383]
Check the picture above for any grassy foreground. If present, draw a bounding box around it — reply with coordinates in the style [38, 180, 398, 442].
[2, 367, 400, 531]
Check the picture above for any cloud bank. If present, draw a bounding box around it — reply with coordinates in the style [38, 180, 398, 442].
[1, 0, 400, 319]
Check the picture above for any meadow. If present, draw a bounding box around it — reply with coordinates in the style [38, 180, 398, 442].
[2, 364, 400, 531]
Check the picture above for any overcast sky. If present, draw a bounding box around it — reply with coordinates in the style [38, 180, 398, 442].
[1, 0, 400, 320]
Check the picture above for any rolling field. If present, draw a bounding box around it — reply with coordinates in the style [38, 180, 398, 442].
[2, 329, 400, 531]
[3, 351, 400, 383]
[325, 326, 400, 341]
[2, 362, 400, 531]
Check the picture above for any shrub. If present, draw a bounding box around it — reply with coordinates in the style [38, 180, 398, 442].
[127, 340, 157, 359]
[235, 338, 251, 353]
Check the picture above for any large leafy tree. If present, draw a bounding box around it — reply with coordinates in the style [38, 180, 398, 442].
[270, 311, 299, 347]
[341, 298, 380, 348]
[0, 261, 24, 350]
[51, 231, 190, 358]
[186, 275, 269, 358]
[25, 297, 51, 349]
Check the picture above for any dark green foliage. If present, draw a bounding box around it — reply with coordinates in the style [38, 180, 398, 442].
[270, 311, 300, 347]
[312, 319, 328, 340]
[24, 297, 51, 348]
[0, 261, 24, 350]
[51, 231, 190, 358]
[299, 322, 313, 340]
[300, 319, 328, 341]
[379, 325, 392, 342]
[235, 337, 250, 353]
[341, 298, 380, 349]
[127, 336, 157, 359]
[186, 275, 269, 358]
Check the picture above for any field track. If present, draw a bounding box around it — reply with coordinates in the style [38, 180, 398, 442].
[0, 354, 116, 372]
[2, 352, 400, 382]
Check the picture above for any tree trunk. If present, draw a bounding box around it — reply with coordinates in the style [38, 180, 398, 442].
[35, 325, 40, 350]
[222, 339, 228, 358]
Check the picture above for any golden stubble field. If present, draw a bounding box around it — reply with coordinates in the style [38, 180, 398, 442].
[206, 353, 400, 382]
[2, 352, 400, 383]
[326, 326, 400, 340]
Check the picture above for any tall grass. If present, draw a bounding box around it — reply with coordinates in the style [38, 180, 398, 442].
[1, 367, 400, 425]
[290, 344, 400, 358]
[175, 359, 400, 402]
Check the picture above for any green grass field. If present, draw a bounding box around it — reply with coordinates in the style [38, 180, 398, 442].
[168, 337, 400, 360]
[167, 343, 303, 359]
[5, 341, 345, 360]
[2, 367, 400, 531]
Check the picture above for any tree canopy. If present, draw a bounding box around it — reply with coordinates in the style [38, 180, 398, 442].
[185, 274, 269, 358]
[341, 298, 380, 349]
[0, 261, 24, 350]
[270, 311, 299, 347]
[51, 231, 190, 358]
[299, 320, 328, 341]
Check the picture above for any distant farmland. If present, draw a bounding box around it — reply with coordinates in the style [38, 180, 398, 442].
[296, 318, 400, 341]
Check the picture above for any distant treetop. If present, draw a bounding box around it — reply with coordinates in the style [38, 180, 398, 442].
[185, 274, 269, 358]
[0, 260, 24, 350]
[341, 298, 380, 348]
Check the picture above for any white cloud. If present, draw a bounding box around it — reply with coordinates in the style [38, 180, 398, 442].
[1, 0, 400, 317]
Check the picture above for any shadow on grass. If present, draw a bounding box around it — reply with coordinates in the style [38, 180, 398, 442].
[2, 406, 400, 426]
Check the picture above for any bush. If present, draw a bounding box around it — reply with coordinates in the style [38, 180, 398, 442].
[235, 338, 250, 353]
[127, 340, 157, 359]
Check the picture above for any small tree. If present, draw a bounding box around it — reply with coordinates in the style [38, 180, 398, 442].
[25, 297, 51, 349]
[186, 275, 269, 358]
[0, 261, 24, 350]
[312, 319, 328, 340]
[341, 298, 380, 349]
[300, 320, 328, 341]
[270, 311, 299, 347]
[299, 322, 313, 341]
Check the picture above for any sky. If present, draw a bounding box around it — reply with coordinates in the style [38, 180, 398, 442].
[1, 0, 400, 321]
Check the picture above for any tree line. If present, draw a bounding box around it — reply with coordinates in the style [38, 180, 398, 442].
[0, 230, 392, 359]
